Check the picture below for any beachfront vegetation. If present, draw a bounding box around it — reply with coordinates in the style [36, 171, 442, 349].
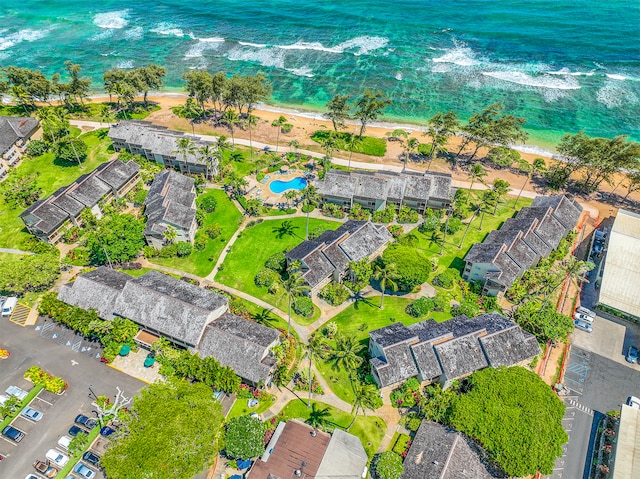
[101, 380, 224, 479]
[311, 130, 386, 157]
[354, 89, 393, 137]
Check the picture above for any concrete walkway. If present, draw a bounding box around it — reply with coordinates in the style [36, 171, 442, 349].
[0, 248, 34, 255]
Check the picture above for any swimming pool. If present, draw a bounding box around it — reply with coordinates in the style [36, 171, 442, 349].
[269, 177, 308, 194]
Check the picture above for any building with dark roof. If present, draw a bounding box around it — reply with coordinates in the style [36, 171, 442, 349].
[108, 120, 218, 179]
[20, 159, 140, 243]
[0, 116, 39, 176]
[316, 169, 453, 213]
[143, 170, 197, 248]
[369, 313, 540, 389]
[248, 420, 368, 479]
[286, 220, 392, 296]
[463, 195, 582, 296]
[401, 421, 504, 479]
[58, 267, 279, 385]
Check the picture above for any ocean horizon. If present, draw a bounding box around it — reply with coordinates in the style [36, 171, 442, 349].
[1, 0, 639, 151]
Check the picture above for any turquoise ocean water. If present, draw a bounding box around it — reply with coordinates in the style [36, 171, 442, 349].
[1, 0, 639, 150]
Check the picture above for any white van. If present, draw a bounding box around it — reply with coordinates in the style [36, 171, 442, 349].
[577, 306, 596, 317]
[1, 297, 17, 317]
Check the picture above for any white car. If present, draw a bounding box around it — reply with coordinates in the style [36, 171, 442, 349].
[0, 394, 10, 406]
[45, 448, 70, 467]
[5, 385, 28, 401]
[57, 435, 72, 451]
[574, 312, 594, 323]
[577, 306, 596, 317]
[21, 406, 43, 421]
[627, 396, 640, 409]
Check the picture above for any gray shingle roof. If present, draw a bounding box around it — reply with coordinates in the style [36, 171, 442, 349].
[401, 421, 500, 479]
[94, 159, 140, 191]
[144, 170, 196, 235]
[197, 312, 278, 384]
[0, 116, 39, 155]
[410, 341, 443, 381]
[479, 326, 541, 367]
[57, 267, 131, 320]
[316, 170, 357, 198]
[353, 174, 390, 200]
[372, 343, 419, 386]
[404, 175, 432, 201]
[370, 322, 418, 348]
[464, 242, 503, 264]
[434, 334, 489, 379]
[339, 222, 391, 262]
[301, 249, 336, 288]
[114, 271, 228, 347]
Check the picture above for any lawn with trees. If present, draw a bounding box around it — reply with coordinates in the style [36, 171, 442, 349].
[101, 380, 224, 479]
[275, 399, 386, 459]
[151, 189, 243, 276]
[216, 217, 341, 325]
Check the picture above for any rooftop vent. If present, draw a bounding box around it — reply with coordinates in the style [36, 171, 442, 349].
[294, 470, 302, 477]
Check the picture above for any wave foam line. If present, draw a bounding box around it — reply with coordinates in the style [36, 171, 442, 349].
[93, 10, 129, 29]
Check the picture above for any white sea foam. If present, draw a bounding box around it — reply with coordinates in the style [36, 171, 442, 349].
[606, 73, 628, 81]
[116, 60, 134, 69]
[548, 67, 594, 77]
[286, 66, 314, 77]
[482, 71, 581, 90]
[93, 10, 129, 29]
[395, 72, 403, 81]
[596, 81, 639, 108]
[0, 28, 49, 51]
[432, 40, 478, 66]
[227, 47, 285, 69]
[151, 23, 191, 38]
[238, 41, 267, 48]
[124, 26, 143, 40]
[275, 36, 388, 56]
[184, 39, 224, 59]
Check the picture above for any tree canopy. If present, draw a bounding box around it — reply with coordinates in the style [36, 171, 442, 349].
[353, 89, 391, 137]
[224, 415, 266, 460]
[324, 94, 351, 131]
[374, 451, 404, 479]
[101, 380, 224, 479]
[85, 213, 146, 265]
[448, 367, 567, 476]
[0, 251, 60, 296]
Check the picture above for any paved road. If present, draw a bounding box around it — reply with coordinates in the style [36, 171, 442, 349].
[0, 317, 145, 478]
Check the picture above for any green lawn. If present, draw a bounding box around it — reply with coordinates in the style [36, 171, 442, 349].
[0, 129, 114, 248]
[311, 130, 387, 157]
[152, 189, 243, 277]
[277, 399, 386, 459]
[233, 296, 299, 340]
[226, 393, 275, 420]
[216, 217, 341, 325]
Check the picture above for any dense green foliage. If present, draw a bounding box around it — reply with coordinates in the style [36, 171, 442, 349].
[292, 296, 314, 317]
[406, 297, 435, 318]
[0, 251, 60, 295]
[319, 281, 351, 306]
[254, 268, 280, 288]
[101, 380, 223, 479]
[224, 416, 266, 460]
[85, 213, 145, 265]
[1, 172, 42, 208]
[311, 130, 386, 157]
[448, 367, 567, 476]
[374, 452, 404, 479]
[513, 301, 574, 342]
[396, 206, 419, 223]
[381, 244, 431, 291]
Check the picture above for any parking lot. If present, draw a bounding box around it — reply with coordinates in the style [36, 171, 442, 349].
[0, 316, 145, 478]
[549, 313, 640, 479]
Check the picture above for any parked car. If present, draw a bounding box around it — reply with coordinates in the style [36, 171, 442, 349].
[45, 448, 69, 467]
[58, 435, 72, 450]
[100, 425, 116, 437]
[574, 312, 594, 323]
[1, 296, 17, 316]
[73, 463, 96, 478]
[577, 306, 596, 317]
[25, 475, 41, 479]
[33, 460, 59, 478]
[68, 425, 84, 437]
[21, 406, 43, 421]
[626, 346, 639, 364]
[574, 319, 593, 333]
[2, 425, 25, 442]
[82, 451, 101, 466]
[75, 414, 97, 429]
[5, 385, 28, 401]
[627, 396, 640, 409]
[0, 394, 9, 406]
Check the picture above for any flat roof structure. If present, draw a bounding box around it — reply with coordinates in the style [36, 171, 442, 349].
[599, 209, 640, 319]
[612, 404, 640, 479]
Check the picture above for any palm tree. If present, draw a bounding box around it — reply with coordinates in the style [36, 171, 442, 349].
[301, 184, 319, 240]
[99, 104, 115, 128]
[467, 163, 487, 193]
[162, 225, 178, 245]
[542, 257, 594, 309]
[491, 179, 511, 214]
[277, 271, 310, 337]
[199, 143, 217, 180]
[229, 150, 245, 163]
[346, 131, 361, 172]
[320, 134, 339, 163]
[304, 334, 328, 408]
[215, 134, 231, 153]
[173, 136, 196, 175]
[405, 137, 419, 170]
[329, 333, 364, 372]
[373, 262, 399, 309]
[284, 190, 298, 208]
[288, 139, 300, 160]
[272, 115, 287, 153]
[478, 190, 497, 230]
[425, 111, 459, 172]
[252, 308, 275, 325]
[306, 403, 331, 430]
[430, 229, 445, 254]
[222, 110, 241, 149]
[272, 220, 299, 239]
[348, 378, 381, 430]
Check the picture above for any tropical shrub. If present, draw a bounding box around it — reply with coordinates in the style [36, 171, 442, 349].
[392, 434, 412, 458]
[374, 452, 404, 479]
[373, 204, 396, 223]
[206, 224, 222, 239]
[433, 268, 459, 289]
[292, 296, 313, 317]
[321, 203, 345, 219]
[26, 139, 47, 156]
[255, 268, 279, 288]
[319, 281, 350, 306]
[199, 195, 218, 212]
[406, 297, 435, 317]
[390, 377, 421, 408]
[442, 217, 462, 235]
[348, 203, 370, 221]
[388, 224, 403, 237]
[419, 209, 441, 233]
[397, 206, 419, 223]
[225, 416, 267, 460]
[265, 251, 286, 272]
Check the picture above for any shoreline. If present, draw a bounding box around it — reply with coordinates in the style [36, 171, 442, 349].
[84, 90, 559, 157]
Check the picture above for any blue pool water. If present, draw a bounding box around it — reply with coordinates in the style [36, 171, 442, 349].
[269, 177, 308, 194]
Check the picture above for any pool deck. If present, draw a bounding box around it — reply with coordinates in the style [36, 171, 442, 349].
[245, 169, 311, 207]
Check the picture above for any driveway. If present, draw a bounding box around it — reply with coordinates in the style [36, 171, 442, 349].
[549, 313, 640, 479]
[0, 317, 145, 478]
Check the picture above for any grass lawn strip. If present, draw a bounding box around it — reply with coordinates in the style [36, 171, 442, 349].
[54, 426, 101, 478]
[278, 399, 386, 459]
[216, 217, 341, 326]
[226, 393, 275, 420]
[0, 128, 114, 248]
[0, 383, 45, 430]
[152, 189, 242, 276]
